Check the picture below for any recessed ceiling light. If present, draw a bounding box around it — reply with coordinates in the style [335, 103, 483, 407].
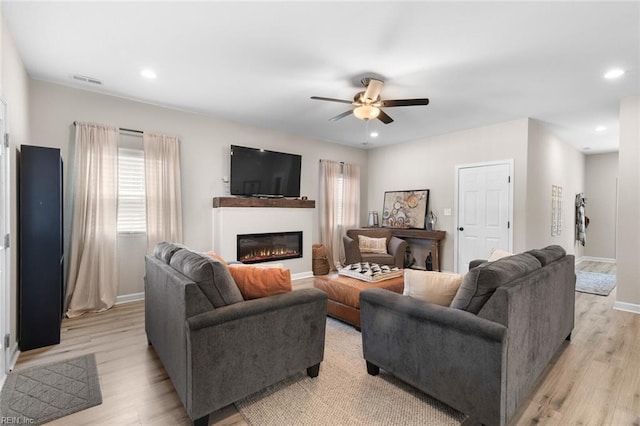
[583, 147, 591, 151]
[140, 69, 157, 79]
[370, 131, 379, 138]
[604, 68, 625, 79]
[595, 126, 607, 132]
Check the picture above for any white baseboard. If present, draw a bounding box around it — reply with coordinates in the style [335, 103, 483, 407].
[614, 301, 640, 315]
[292, 271, 314, 281]
[578, 256, 616, 264]
[115, 292, 145, 305]
[8, 343, 19, 372]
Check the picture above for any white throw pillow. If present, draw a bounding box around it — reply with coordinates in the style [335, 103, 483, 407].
[488, 248, 513, 262]
[403, 269, 464, 307]
[358, 235, 387, 254]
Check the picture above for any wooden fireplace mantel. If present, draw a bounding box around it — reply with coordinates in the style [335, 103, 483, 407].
[212, 197, 315, 209]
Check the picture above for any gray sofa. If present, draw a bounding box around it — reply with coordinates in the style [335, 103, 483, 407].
[145, 242, 328, 426]
[360, 245, 575, 426]
[343, 228, 407, 268]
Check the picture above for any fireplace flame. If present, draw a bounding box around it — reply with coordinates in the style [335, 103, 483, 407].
[237, 231, 303, 264]
[240, 247, 300, 263]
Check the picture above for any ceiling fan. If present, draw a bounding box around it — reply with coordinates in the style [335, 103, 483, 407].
[310, 77, 429, 124]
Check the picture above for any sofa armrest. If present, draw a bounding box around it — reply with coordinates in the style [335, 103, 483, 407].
[183, 288, 327, 420]
[469, 259, 487, 269]
[343, 235, 362, 265]
[388, 236, 407, 268]
[360, 288, 507, 425]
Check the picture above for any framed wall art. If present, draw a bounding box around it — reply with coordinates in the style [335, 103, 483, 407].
[551, 185, 563, 236]
[382, 189, 430, 229]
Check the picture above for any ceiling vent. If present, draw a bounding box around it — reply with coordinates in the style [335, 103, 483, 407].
[71, 74, 103, 85]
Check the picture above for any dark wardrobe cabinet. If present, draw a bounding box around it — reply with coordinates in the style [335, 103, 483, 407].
[18, 145, 63, 351]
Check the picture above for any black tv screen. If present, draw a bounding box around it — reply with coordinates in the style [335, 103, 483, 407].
[230, 145, 302, 197]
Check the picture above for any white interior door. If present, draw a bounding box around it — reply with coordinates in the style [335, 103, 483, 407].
[455, 161, 512, 273]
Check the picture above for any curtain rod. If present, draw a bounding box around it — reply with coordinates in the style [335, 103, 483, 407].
[73, 121, 143, 134]
[120, 127, 143, 134]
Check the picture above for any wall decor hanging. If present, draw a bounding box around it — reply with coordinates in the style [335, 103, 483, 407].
[382, 189, 430, 229]
[551, 185, 563, 236]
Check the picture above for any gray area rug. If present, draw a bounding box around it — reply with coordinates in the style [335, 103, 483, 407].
[576, 271, 617, 296]
[0, 354, 102, 425]
[236, 318, 464, 426]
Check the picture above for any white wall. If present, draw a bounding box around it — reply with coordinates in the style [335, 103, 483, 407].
[28, 80, 368, 295]
[367, 118, 529, 271]
[616, 95, 640, 311]
[584, 152, 618, 260]
[526, 119, 585, 258]
[1, 13, 30, 357]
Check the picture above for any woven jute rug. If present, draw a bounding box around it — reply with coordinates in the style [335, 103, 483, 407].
[236, 319, 464, 426]
[576, 271, 617, 296]
[0, 354, 102, 425]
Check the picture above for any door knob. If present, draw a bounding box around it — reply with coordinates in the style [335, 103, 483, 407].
[458, 227, 464, 231]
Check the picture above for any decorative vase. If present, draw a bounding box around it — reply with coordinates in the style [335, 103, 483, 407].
[427, 211, 438, 230]
[368, 211, 379, 227]
[426, 252, 433, 271]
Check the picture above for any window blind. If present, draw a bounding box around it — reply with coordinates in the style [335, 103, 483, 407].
[117, 147, 146, 233]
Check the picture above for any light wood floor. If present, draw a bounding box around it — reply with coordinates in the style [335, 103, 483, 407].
[12, 261, 639, 425]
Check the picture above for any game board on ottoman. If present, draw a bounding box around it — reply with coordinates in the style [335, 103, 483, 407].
[314, 263, 404, 328]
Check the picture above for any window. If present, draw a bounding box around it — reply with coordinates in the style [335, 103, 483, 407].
[117, 147, 146, 233]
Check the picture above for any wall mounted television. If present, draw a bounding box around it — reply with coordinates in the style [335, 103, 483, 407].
[230, 145, 302, 197]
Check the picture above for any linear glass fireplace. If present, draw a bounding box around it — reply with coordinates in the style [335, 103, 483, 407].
[237, 231, 303, 264]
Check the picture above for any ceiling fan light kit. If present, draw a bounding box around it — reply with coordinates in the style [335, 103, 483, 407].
[353, 105, 380, 120]
[311, 77, 429, 125]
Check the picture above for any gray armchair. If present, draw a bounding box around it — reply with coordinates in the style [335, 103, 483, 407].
[343, 228, 407, 268]
[145, 243, 328, 426]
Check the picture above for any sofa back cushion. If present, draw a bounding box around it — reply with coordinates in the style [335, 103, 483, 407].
[170, 249, 244, 307]
[525, 245, 566, 267]
[451, 253, 541, 313]
[153, 241, 185, 264]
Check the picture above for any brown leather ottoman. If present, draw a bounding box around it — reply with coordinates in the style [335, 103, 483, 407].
[313, 273, 404, 328]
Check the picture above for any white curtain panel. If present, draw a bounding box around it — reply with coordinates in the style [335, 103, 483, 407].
[66, 122, 119, 318]
[319, 160, 362, 269]
[319, 160, 340, 269]
[339, 163, 360, 264]
[143, 132, 183, 252]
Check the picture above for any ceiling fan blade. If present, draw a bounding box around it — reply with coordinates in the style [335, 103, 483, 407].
[329, 110, 354, 122]
[380, 98, 430, 107]
[311, 96, 354, 104]
[377, 109, 394, 124]
[363, 79, 384, 102]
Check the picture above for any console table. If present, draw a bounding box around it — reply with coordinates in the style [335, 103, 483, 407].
[386, 228, 446, 272]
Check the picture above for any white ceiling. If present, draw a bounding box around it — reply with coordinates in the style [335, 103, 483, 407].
[3, 1, 638, 152]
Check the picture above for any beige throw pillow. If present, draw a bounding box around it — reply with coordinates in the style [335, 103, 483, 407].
[403, 269, 464, 306]
[488, 248, 513, 262]
[358, 235, 387, 254]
